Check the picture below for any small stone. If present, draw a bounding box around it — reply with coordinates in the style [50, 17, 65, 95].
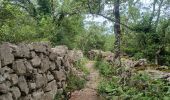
[0, 75, 5, 83]
[30, 51, 36, 58]
[25, 61, 33, 73]
[50, 62, 56, 71]
[31, 42, 49, 54]
[4, 80, 12, 88]
[0, 93, 13, 100]
[47, 71, 54, 82]
[0, 43, 14, 66]
[18, 76, 29, 95]
[31, 56, 41, 67]
[28, 82, 36, 90]
[0, 83, 9, 93]
[19, 94, 33, 100]
[0, 60, 1, 68]
[12, 43, 30, 58]
[11, 86, 21, 100]
[32, 90, 44, 100]
[44, 80, 57, 92]
[40, 56, 50, 72]
[42, 88, 58, 100]
[53, 70, 66, 82]
[12, 60, 26, 74]
[10, 74, 18, 85]
[35, 74, 47, 88]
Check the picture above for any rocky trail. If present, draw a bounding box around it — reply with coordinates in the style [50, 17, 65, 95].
[69, 61, 103, 100]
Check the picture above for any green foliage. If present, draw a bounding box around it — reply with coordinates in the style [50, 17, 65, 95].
[65, 72, 86, 92]
[78, 23, 114, 53]
[95, 60, 113, 77]
[74, 58, 89, 75]
[0, 3, 55, 43]
[98, 72, 170, 100]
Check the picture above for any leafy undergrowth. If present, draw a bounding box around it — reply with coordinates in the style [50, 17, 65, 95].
[95, 60, 113, 77]
[74, 57, 90, 75]
[54, 72, 87, 100]
[95, 60, 170, 100]
[54, 58, 88, 100]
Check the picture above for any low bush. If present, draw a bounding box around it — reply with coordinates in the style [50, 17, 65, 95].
[95, 60, 113, 77]
[74, 58, 90, 75]
[98, 72, 170, 100]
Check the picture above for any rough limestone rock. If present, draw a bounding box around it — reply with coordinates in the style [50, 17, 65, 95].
[32, 90, 44, 100]
[0, 42, 77, 100]
[12, 60, 26, 74]
[10, 74, 18, 85]
[40, 56, 50, 73]
[28, 82, 36, 90]
[31, 42, 50, 54]
[0, 93, 13, 100]
[53, 70, 66, 82]
[11, 44, 30, 58]
[68, 50, 83, 62]
[47, 71, 54, 82]
[25, 61, 33, 73]
[88, 50, 114, 62]
[31, 56, 41, 67]
[0, 43, 14, 66]
[0, 60, 1, 68]
[19, 94, 33, 100]
[11, 87, 21, 100]
[18, 76, 29, 95]
[35, 74, 47, 88]
[44, 80, 57, 92]
[51, 45, 68, 57]
[0, 83, 9, 93]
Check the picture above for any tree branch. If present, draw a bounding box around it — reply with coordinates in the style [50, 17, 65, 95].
[87, 0, 133, 31]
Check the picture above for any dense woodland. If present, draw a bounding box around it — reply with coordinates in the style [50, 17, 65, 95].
[0, 0, 170, 99]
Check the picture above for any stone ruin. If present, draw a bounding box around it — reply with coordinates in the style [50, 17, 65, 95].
[0, 42, 75, 100]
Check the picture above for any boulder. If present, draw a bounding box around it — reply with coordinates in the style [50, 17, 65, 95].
[18, 76, 29, 95]
[0, 43, 14, 66]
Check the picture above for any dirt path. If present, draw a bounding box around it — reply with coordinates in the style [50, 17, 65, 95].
[69, 61, 103, 100]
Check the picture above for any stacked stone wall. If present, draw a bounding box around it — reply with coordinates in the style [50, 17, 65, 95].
[0, 42, 72, 100]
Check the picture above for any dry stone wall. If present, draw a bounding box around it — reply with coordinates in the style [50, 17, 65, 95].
[0, 42, 73, 100]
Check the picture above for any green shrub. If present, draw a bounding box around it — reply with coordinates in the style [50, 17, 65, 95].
[98, 72, 170, 100]
[65, 73, 86, 92]
[74, 58, 89, 75]
[95, 60, 113, 77]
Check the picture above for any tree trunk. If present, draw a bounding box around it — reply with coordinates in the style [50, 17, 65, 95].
[114, 0, 121, 67]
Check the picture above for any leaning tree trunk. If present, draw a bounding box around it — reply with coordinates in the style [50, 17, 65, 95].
[114, 0, 121, 67]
